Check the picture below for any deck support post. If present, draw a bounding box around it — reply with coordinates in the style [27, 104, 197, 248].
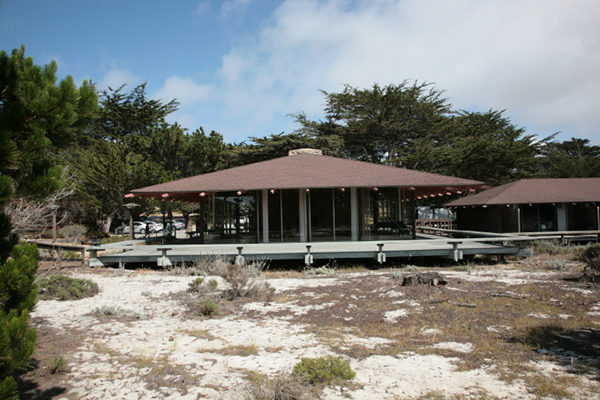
[235, 246, 245, 266]
[447, 241, 463, 262]
[377, 243, 386, 264]
[304, 245, 314, 266]
[87, 246, 105, 267]
[157, 247, 172, 268]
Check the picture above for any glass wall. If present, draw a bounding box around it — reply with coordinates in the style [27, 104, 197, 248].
[521, 204, 556, 232]
[198, 187, 414, 244]
[309, 189, 334, 241]
[202, 191, 259, 243]
[267, 190, 282, 242]
[358, 188, 411, 240]
[334, 189, 352, 240]
[281, 189, 301, 241]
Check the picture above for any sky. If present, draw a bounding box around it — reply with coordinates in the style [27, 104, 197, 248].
[1, 0, 599, 145]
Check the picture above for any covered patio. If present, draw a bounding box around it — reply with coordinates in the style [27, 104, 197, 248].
[127, 149, 486, 244]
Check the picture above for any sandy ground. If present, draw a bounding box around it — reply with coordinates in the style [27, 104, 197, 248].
[25, 264, 600, 400]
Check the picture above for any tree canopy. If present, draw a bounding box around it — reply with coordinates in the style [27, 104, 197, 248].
[71, 84, 226, 231]
[0, 45, 97, 400]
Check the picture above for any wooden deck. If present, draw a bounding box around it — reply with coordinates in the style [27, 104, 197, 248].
[87, 233, 533, 267]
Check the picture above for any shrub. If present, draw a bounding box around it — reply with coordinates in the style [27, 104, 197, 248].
[37, 275, 99, 300]
[94, 305, 126, 317]
[194, 257, 271, 300]
[243, 373, 310, 400]
[45, 355, 70, 374]
[544, 258, 567, 270]
[197, 299, 220, 316]
[580, 244, 600, 274]
[59, 224, 87, 243]
[188, 277, 204, 293]
[292, 356, 356, 385]
[390, 268, 403, 279]
[304, 266, 336, 278]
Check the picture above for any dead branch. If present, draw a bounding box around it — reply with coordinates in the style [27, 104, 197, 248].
[4, 182, 75, 236]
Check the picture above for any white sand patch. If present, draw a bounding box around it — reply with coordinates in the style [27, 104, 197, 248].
[378, 290, 404, 297]
[432, 342, 473, 353]
[487, 325, 512, 333]
[528, 313, 551, 319]
[421, 328, 442, 336]
[331, 354, 528, 399]
[383, 309, 409, 322]
[30, 269, 582, 399]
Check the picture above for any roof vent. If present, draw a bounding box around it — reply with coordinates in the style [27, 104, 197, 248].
[288, 148, 323, 156]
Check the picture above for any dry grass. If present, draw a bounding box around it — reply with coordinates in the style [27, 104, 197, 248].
[233, 254, 600, 398]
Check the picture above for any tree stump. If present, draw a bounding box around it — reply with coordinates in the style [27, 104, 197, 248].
[401, 272, 448, 287]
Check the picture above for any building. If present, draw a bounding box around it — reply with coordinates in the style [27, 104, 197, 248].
[445, 178, 600, 233]
[128, 149, 485, 243]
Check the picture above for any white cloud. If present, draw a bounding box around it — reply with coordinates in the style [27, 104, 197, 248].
[99, 69, 142, 91]
[213, 0, 600, 143]
[152, 76, 213, 107]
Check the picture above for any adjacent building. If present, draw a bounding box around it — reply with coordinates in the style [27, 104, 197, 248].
[445, 178, 600, 233]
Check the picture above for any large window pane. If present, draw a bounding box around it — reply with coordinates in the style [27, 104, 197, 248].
[310, 189, 334, 241]
[281, 189, 300, 242]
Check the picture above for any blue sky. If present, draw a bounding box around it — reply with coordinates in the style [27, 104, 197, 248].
[1, 0, 599, 145]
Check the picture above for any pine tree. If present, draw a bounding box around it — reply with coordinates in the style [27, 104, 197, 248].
[0, 45, 97, 399]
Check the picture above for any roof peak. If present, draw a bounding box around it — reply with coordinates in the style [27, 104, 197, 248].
[288, 148, 322, 156]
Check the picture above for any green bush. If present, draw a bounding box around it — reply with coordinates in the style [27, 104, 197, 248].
[37, 275, 99, 300]
[292, 356, 356, 385]
[197, 299, 220, 316]
[188, 277, 204, 293]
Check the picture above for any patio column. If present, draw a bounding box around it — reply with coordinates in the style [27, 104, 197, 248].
[299, 189, 308, 242]
[351, 188, 359, 241]
[262, 189, 269, 243]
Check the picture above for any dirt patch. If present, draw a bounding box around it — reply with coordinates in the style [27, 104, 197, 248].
[15, 259, 600, 399]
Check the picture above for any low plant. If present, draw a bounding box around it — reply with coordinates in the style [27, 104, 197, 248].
[580, 243, 600, 274]
[304, 266, 336, 277]
[390, 268, 403, 279]
[45, 355, 70, 374]
[543, 258, 567, 270]
[93, 305, 147, 319]
[531, 240, 568, 256]
[243, 373, 310, 400]
[37, 275, 99, 300]
[197, 299, 221, 316]
[291, 355, 355, 385]
[194, 257, 272, 300]
[94, 305, 126, 317]
[188, 277, 204, 293]
[404, 265, 420, 272]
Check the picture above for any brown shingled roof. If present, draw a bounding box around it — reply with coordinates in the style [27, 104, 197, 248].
[445, 178, 600, 207]
[129, 153, 485, 202]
